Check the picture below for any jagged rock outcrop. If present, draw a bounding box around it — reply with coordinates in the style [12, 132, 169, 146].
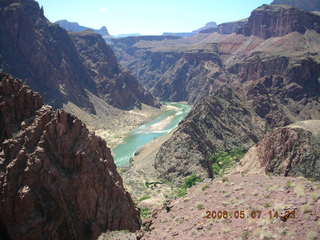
[238, 4, 320, 39]
[272, 0, 320, 11]
[239, 120, 320, 180]
[154, 87, 266, 182]
[70, 31, 157, 109]
[55, 20, 110, 36]
[0, 0, 156, 111]
[0, 73, 141, 240]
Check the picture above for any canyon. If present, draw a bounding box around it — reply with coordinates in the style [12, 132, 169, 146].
[109, 4, 320, 182]
[1, 0, 320, 239]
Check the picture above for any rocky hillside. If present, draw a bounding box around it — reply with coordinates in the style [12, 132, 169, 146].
[0, 0, 156, 111]
[142, 121, 320, 239]
[154, 87, 265, 182]
[0, 73, 141, 240]
[141, 174, 320, 240]
[272, 0, 320, 11]
[55, 19, 110, 36]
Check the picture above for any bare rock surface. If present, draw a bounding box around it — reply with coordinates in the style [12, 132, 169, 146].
[0, 73, 141, 240]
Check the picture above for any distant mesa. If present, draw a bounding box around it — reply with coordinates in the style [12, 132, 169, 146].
[193, 21, 218, 33]
[163, 21, 218, 37]
[55, 19, 110, 36]
[113, 33, 142, 38]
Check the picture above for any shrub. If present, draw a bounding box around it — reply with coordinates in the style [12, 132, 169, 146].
[139, 195, 151, 202]
[175, 174, 203, 198]
[140, 207, 151, 218]
[210, 148, 247, 177]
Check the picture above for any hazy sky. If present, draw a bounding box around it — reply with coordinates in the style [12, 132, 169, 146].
[36, 0, 272, 35]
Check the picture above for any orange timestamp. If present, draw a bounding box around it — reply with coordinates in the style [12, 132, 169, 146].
[204, 209, 296, 221]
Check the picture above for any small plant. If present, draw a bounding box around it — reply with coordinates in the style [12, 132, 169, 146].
[286, 180, 294, 188]
[210, 148, 247, 177]
[196, 204, 205, 210]
[307, 231, 318, 240]
[201, 185, 210, 191]
[222, 177, 229, 183]
[302, 204, 313, 214]
[176, 187, 187, 198]
[139, 195, 151, 202]
[241, 230, 250, 240]
[264, 202, 272, 208]
[140, 207, 151, 218]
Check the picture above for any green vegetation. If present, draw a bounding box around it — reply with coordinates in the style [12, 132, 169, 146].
[184, 174, 202, 188]
[201, 184, 210, 191]
[140, 207, 151, 218]
[176, 187, 188, 198]
[196, 203, 205, 210]
[138, 195, 151, 202]
[210, 148, 247, 177]
[175, 174, 203, 198]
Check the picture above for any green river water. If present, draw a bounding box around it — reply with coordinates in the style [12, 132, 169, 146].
[112, 102, 191, 167]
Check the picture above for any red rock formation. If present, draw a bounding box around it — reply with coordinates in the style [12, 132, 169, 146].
[254, 121, 320, 179]
[0, 73, 141, 240]
[239, 4, 320, 39]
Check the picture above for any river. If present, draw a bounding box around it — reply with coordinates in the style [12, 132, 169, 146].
[112, 102, 191, 167]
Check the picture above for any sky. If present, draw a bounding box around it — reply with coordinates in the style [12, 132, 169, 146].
[35, 0, 273, 35]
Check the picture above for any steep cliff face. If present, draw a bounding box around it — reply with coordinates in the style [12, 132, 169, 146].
[238, 4, 320, 39]
[239, 120, 320, 180]
[0, 0, 94, 111]
[0, 0, 156, 111]
[272, 0, 320, 11]
[0, 73, 141, 240]
[70, 31, 157, 109]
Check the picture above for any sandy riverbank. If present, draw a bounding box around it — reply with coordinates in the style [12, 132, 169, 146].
[120, 131, 175, 209]
[63, 94, 167, 148]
